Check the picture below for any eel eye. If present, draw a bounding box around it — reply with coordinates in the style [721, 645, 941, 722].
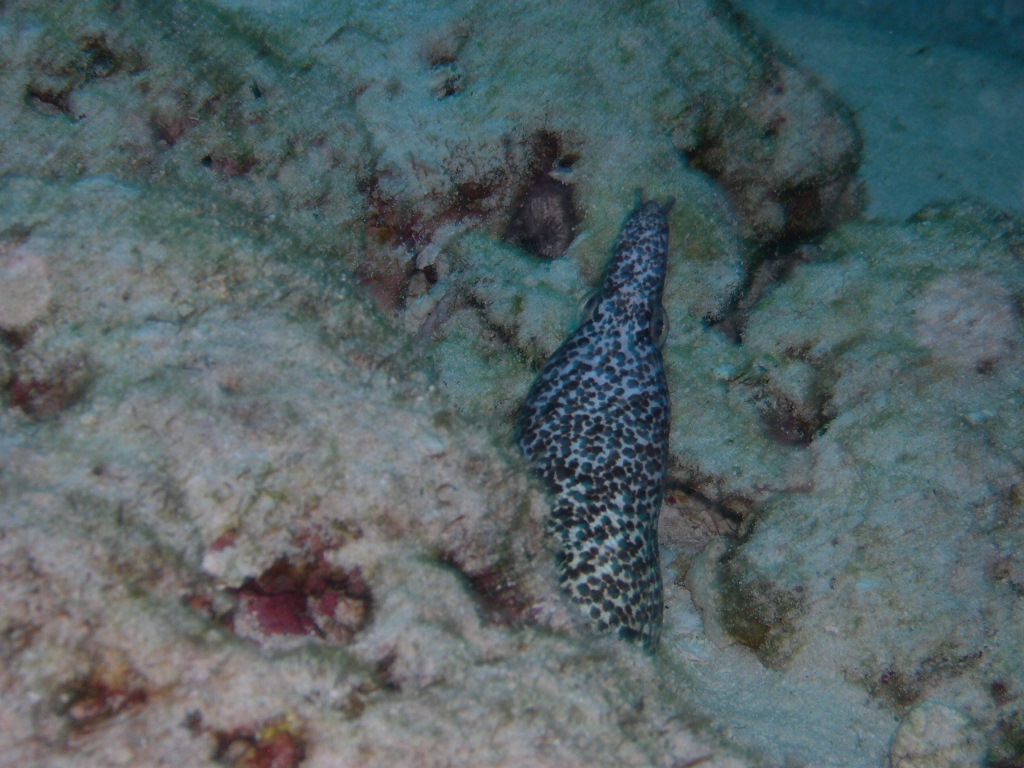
[650, 303, 668, 347]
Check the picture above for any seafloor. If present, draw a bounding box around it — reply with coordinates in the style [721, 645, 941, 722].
[1, 1, 1022, 767]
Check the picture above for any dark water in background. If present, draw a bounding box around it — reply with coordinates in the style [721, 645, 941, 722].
[733, 0, 1024, 219]
[777, 0, 1024, 59]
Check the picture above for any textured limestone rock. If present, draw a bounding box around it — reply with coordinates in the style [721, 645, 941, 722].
[0, 177, 744, 768]
[708, 202, 1024, 756]
[677, 52, 863, 245]
[6, 0, 1016, 765]
[0, 0, 857, 339]
[891, 703, 983, 768]
[0, 248, 51, 330]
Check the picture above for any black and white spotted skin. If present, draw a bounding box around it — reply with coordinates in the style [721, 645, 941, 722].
[519, 200, 671, 651]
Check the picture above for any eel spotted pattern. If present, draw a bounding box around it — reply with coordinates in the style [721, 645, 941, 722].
[519, 199, 672, 651]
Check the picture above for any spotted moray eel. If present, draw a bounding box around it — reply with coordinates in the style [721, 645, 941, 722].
[519, 199, 672, 651]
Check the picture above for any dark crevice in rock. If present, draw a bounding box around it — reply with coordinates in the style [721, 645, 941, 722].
[709, 241, 820, 343]
[438, 553, 535, 629]
[717, 548, 805, 667]
[502, 131, 581, 260]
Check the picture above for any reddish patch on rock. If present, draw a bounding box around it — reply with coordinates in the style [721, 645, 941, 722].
[758, 390, 831, 447]
[873, 668, 923, 707]
[991, 680, 1017, 706]
[356, 128, 575, 313]
[292, 522, 351, 555]
[217, 729, 305, 768]
[442, 554, 532, 628]
[58, 666, 149, 733]
[151, 106, 199, 147]
[185, 590, 226, 624]
[205, 715, 307, 768]
[467, 567, 532, 626]
[356, 175, 421, 312]
[201, 151, 258, 178]
[24, 84, 77, 117]
[240, 590, 319, 637]
[363, 188, 417, 251]
[210, 529, 239, 551]
[9, 353, 93, 420]
[232, 556, 372, 644]
[373, 648, 402, 692]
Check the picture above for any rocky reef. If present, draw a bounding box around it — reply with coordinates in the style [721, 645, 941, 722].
[0, 176, 728, 767]
[1, 0, 1021, 766]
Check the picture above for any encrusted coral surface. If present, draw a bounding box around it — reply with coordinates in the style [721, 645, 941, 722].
[1, 0, 1021, 766]
[724, 203, 1024, 746]
[0, 178, 736, 767]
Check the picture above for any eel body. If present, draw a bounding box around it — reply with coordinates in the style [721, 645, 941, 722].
[519, 200, 671, 651]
